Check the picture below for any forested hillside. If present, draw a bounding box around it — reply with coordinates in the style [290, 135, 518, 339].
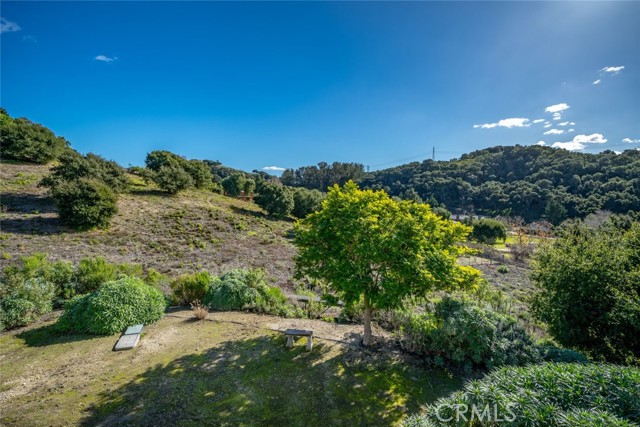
[282, 146, 640, 222]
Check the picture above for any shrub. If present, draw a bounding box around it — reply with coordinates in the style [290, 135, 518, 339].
[204, 269, 296, 316]
[40, 151, 129, 193]
[1, 253, 72, 296]
[0, 277, 55, 330]
[73, 257, 117, 295]
[0, 111, 70, 163]
[184, 160, 213, 190]
[292, 188, 325, 219]
[153, 163, 194, 194]
[56, 277, 166, 335]
[403, 363, 640, 427]
[531, 222, 640, 364]
[399, 297, 540, 370]
[190, 300, 209, 320]
[469, 218, 507, 245]
[221, 174, 246, 197]
[496, 265, 509, 274]
[49, 178, 118, 230]
[255, 181, 294, 217]
[170, 271, 211, 305]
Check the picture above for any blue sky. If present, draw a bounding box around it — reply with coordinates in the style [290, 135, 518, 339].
[2, 2, 639, 173]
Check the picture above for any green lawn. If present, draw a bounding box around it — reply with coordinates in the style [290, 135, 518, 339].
[0, 314, 463, 427]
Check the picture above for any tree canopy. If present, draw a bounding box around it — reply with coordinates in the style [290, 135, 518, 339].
[294, 181, 481, 345]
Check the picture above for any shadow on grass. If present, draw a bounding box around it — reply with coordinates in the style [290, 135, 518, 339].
[0, 217, 69, 235]
[16, 323, 103, 347]
[80, 334, 462, 427]
[230, 205, 294, 223]
[128, 188, 168, 197]
[1, 193, 57, 214]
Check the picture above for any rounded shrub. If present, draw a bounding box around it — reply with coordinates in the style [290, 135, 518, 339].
[56, 276, 166, 335]
[170, 271, 211, 305]
[404, 363, 640, 427]
[50, 178, 118, 230]
[0, 277, 55, 330]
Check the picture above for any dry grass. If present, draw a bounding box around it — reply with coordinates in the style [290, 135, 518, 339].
[190, 300, 209, 320]
[0, 162, 298, 289]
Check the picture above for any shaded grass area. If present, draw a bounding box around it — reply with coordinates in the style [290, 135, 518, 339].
[0, 315, 463, 427]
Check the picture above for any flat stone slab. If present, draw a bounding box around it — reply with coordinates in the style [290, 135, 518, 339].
[124, 324, 144, 335]
[114, 333, 140, 351]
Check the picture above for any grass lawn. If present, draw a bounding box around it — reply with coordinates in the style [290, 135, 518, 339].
[0, 313, 463, 427]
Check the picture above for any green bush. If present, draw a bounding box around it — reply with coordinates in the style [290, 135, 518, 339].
[49, 178, 118, 230]
[170, 271, 211, 305]
[496, 265, 509, 274]
[40, 151, 129, 193]
[532, 222, 640, 364]
[184, 160, 213, 190]
[204, 269, 296, 316]
[403, 363, 640, 427]
[56, 277, 166, 335]
[0, 111, 71, 163]
[73, 257, 117, 294]
[0, 278, 55, 330]
[255, 181, 294, 217]
[292, 188, 325, 219]
[153, 163, 194, 194]
[221, 174, 246, 197]
[399, 298, 540, 370]
[468, 218, 507, 245]
[1, 253, 72, 297]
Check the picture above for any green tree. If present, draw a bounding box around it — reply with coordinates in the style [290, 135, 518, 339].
[544, 198, 568, 226]
[469, 218, 507, 244]
[0, 111, 71, 163]
[153, 163, 194, 194]
[40, 151, 129, 193]
[49, 178, 118, 230]
[184, 160, 213, 190]
[292, 187, 325, 219]
[294, 181, 481, 346]
[531, 222, 640, 364]
[255, 181, 294, 217]
[221, 174, 246, 197]
[243, 178, 256, 196]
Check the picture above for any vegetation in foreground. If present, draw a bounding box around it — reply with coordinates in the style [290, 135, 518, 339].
[0, 313, 463, 427]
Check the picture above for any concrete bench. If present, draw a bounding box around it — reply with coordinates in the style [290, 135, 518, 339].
[284, 328, 314, 351]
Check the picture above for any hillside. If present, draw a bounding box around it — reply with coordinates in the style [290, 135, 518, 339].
[0, 161, 297, 288]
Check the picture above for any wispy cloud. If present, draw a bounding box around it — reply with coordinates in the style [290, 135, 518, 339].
[95, 55, 117, 63]
[552, 113, 562, 121]
[0, 17, 21, 33]
[623, 137, 640, 143]
[545, 103, 570, 114]
[592, 79, 601, 85]
[22, 34, 37, 43]
[262, 166, 286, 171]
[558, 122, 569, 126]
[600, 66, 624, 75]
[532, 119, 545, 124]
[551, 133, 607, 152]
[544, 122, 552, 128]
[473, 118, 530, 129]
[544, 129, 565, 135]
[568, 129, 575, 133]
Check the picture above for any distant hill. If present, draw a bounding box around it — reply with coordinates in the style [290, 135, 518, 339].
[358, 145, 640, 222]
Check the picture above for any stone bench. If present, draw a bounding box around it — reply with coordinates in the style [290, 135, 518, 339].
[284, 328, 314, 351]
[114, 324, 144, 351]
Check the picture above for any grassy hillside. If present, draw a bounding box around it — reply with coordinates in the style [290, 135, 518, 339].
[0, 161, 297, 288]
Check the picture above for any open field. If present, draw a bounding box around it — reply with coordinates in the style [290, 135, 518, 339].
[0, 311, 464, 427]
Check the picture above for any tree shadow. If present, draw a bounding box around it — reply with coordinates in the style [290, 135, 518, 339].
[79, 334, 462, 426]
[1, 193, 57, 213]
[16, 323, 104, 348]
[128, 188, 168, 197]
[0, 216, 69, 235]
[230, 206, 295, 223]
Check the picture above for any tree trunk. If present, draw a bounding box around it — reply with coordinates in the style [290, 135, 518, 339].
[363, 296, 373, 347]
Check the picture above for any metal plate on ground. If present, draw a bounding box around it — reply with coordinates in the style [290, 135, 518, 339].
[115, 333, 140, 351]
[124, 324, 144, 335]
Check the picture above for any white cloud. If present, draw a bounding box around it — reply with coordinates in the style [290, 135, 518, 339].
[573, 133, 607, 144]
[0, 17, 21, 33]
[532, 119, 545, 124]
[622, 138, 640, 143]
[569, 122, 576, 125]
[600, 66, 624, 74]
[552, 113, 562, 120]
[473, 118, 530, 129]
[568, 128, 575, 133]
[544, 129, 565, 135]
[95, 55, 117, 63]
[544, 122, 552, 128]
[552, 141, 585, 151]
[262, 166, 286, 171]
[551, 133, 608, 152]
[592, 79, 601, 85]
[536, 141, 546, 146]
[614, 151, 622, 155]
[545, 103, 570, 114]
[558, 121, 569, 126]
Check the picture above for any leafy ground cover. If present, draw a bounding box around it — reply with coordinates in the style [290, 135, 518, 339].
[0, 311, 464, 427]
